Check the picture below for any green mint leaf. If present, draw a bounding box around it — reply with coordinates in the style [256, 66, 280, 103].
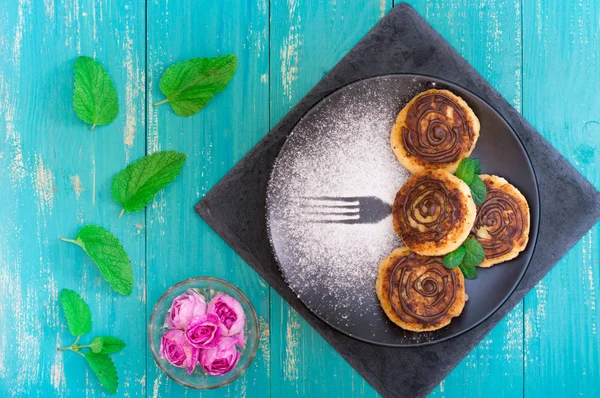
[61, 225, 133, 295]
[73, 56, 119, 130]
[442, 246, 466, 268]
[455, 158, 475, 185]
[90, 336, 126, 355]
[462, 237, 485, 268]
[459, 261, 477, 279]
[111, 151, 187, 215]
[85, 352, 119, 394]
[472, 159, 482, 174]
[154, 54, 237, 117]
[59, 289, 92, 337]
[469, 174, 488, 206]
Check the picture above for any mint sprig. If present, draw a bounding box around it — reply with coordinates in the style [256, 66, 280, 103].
[73, 56, 119, 130]
[442, 237, 485, 279]
[57, 289, 124, 394]
[455, 158, 487, 206]
[60, 225, 133, 295]
[111, 150, 186, 218]
[59, 289, 92, 336]
[153, 54, 237, 117]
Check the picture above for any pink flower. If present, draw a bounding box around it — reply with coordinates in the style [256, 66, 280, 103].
[207, 293, 245, 336]
[159, 330, 199, 374]
[166, 289, 207, 330]
[185, 313, 221, 348]
[198, 337, 241, 376]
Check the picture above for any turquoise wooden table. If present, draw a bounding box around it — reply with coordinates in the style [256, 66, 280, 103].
[0, 0, 598, 397]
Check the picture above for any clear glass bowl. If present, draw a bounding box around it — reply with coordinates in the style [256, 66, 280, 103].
[149, 277, 259, 390]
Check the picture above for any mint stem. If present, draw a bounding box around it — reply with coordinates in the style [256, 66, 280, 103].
[91, 124, 96, 131]
[60, 237, 83, 249]
[152, 98, 169, 107]
[118, 208, 125, 219]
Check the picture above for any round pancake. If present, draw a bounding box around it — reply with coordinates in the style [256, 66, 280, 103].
[472, 175, 530, 267]
[392, 170, 477, 256]
[391, 89, 480, 173]
[376, 247, 466, 332]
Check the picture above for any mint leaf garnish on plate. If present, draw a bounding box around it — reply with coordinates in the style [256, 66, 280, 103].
[458, 261, 477, 279]
[455, 158, 475, 185]
[153, 54, 237, 117]
[442, 237, 484, 279]
[85, 352, 119, 394]
[73, 56, 119, 130]
[462, 236, 485, 269]
[111, 150, 186, 217]
[442, 246, 466, 268]
[469, 174, 487, 206]
[59, 289, 92, 337]
[455, 158, 487, 205]
[60, 225, 133, 296]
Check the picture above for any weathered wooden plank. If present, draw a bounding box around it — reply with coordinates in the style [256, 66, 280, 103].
[269, 1, 390, 396]
[145, 0, 270, 397]
[523, 0, 600, 396]
[0, 0, 146, 396]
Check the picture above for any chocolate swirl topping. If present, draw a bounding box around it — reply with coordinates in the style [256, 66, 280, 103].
[389, 254, 457, 323]
[402, 178, 457, 241]
[402, 93, 474, 163]
[473, 189, 526, 258]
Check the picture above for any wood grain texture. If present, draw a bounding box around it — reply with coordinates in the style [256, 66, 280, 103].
[269, 1, 390, 396]
[0, 0, 147, 397]
[522, 0, 600, 395]
[0, 0, 599, 397]
[145, 0, 270, 397]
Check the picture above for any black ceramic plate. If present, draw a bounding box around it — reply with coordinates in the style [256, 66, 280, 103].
[266, 74, 539, 347]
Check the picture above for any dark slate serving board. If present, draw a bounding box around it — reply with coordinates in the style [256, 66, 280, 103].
[195, 3, 600, 397]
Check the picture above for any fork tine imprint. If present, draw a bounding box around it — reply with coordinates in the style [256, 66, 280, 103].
[298, 196, 361, 222]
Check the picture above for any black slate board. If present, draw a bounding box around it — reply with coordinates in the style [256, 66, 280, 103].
[195, 4, 600, 397]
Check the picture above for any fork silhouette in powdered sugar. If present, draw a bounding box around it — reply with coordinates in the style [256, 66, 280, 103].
[299, 196, 392, 224]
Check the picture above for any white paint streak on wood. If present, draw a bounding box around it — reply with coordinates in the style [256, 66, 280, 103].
[122, 15, 143, 162]
[283, 307, 300, 383]
[70, 174, 85, 199]
[535, 279, 547, 321]
[43, 0, 54, 21]
[63, 0, 81, 52]
[13, 287, 41, 394]
[502, 306, 522, 360]
[1, 77, 26, 187]
[280, 0, 302, 103]
[379, 0, 386, 18]
[91, 152, 96, 206]
[33, 154, 56, 215]
[259, 316, 270, 377]
[582, 233, 596, 334]
[12, 0, 28, 71]
[50, 335, 66, 393]
[152, 373, 164, 398]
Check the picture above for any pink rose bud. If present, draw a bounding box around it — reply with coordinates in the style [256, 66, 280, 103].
[198, 337, 242, 376]
[159, 330, 200, 374]
[207, 293, 245, 336]
[166, 289, 207, 330]
[185, 313, 221, 349]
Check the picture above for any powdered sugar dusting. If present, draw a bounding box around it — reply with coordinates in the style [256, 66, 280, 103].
[267, 77, 422, 336]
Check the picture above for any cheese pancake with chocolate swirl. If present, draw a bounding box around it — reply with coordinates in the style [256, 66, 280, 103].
[391, 89, 480, 173]
[392, 170, 476, 256]
[376, 247, 466, 332]
[473, 175, 530, 267]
